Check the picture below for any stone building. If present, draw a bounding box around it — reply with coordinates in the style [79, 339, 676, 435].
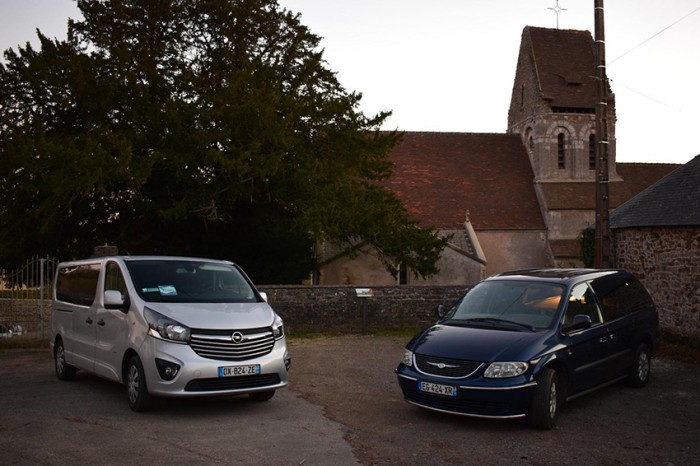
[610, 155, 700, 338]
[316, 26, 678, 285]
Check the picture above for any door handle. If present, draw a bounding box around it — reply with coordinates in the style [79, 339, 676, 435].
[97, 319, 106, 327]
[85, 317, 93, 324]
[599, 336, 608, 343]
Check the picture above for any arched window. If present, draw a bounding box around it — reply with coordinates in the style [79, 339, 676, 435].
[557, 133, 566, 169]
[589, 134, 596, 170]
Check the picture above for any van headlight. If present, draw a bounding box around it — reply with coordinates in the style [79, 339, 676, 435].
[484, 361, 528, 378]
[144, 307, 190, 343]
[401, 349, 414, 367]
[272, 314, 284, 340]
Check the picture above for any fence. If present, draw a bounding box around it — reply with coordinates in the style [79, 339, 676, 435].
[0, 256, 59, 339]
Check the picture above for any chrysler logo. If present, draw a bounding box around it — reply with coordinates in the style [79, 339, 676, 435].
[427, 361, 458, 369]
[231, 332, 244, 343]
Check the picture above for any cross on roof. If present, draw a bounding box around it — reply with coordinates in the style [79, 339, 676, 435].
[548, 1, 567, 29]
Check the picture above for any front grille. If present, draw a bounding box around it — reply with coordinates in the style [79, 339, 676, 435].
[415, 354, 482, 378]
[190, 327, 275, 361]
[185, 374, 281, 392]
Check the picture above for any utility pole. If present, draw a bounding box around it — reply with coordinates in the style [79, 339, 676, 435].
[594, 0, 611, 268]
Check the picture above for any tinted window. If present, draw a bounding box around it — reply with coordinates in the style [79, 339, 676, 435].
[563, 283, 602, 325]
[55, 264, 101, 306]
[125, 260, 258, 303]
[591, 274, 654, 321]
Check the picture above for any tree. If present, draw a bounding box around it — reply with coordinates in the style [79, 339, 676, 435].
[0, 0, 447, 283]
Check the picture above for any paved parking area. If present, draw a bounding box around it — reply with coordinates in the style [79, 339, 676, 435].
[2, 336, 700, 465]
[0, 349, 358, 465]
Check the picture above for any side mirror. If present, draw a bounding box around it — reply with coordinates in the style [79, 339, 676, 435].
[435, 304, 446, 319]
[562, 314, 592, 333]
[104, 290, 129, 312]
[259, 291, 268, 303]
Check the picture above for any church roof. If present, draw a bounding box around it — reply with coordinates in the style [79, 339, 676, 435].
[537, 162, 679, 211]
[384, 132, 545, 231]
[611, 155, 700, 228]
[526, 26, 598, 108]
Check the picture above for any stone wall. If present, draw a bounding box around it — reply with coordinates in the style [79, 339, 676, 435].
[613, 227, 700, 339]
[0, 285, 470, 339]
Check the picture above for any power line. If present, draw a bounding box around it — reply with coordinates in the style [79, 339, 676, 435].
[610, 5, 700, 64]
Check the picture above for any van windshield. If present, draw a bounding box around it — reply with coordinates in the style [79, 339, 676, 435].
[444, 280, 565, 331]
[125, 260, 259, 303]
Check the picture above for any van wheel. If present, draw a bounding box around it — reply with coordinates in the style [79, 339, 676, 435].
[627, 343, 651, 388]
[126, 355, 152, 412]
[54, 338, 76, 381]
[249, 390, 275, 402]
[529, 368, 559, 430]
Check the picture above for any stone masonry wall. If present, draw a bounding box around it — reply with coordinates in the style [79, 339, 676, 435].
[613, 227, 700, 339]
[0, 285, 470, 339]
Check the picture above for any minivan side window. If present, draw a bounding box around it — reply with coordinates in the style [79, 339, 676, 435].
[56, 264, 101, 306]
[105, 261, 127, 299]
[563, 283, 602, 325]
[591, 275, 653, 322]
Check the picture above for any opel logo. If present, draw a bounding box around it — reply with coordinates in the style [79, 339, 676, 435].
[231, 332, 244, 343]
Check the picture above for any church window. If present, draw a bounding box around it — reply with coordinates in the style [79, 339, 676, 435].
[557, 133, 566, 169]
[589, 134, 596, 170]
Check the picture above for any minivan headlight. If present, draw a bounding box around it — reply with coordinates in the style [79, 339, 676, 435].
[484, 361, 528, 378]
[144, 307, 190, 343]
[401, 349, 414, 367]
[272, 313, 284, 340]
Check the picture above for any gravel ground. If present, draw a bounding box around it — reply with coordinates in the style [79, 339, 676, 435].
[287, 334, 700, 466]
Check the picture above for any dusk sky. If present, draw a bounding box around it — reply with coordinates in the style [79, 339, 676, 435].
[2, 0, 698, 164]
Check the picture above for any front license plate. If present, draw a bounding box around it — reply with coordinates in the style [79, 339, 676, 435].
[218, 364, 261, 377]
[419, 381, 457, 397]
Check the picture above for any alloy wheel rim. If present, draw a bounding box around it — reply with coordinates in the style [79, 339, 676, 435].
[128, 365, 139, 404]
[638, 351, 649, 381]
[549, 381, 557, 419]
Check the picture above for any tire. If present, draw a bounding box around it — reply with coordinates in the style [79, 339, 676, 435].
[54, 338, 76, 381]
[126, 355, 153, 412]
[529, 368, 560, 430]
[626, 343, 651, 388]
[249, 390, 275, 402]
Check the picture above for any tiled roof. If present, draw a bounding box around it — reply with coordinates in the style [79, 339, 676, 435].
[611, 155, 700, 228]
[526, 27, 597, 108]
[538, 161, 679, 211]
[384, 132, 545, 230]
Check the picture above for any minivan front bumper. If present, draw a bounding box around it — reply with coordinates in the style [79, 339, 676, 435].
[396, 366, 537, 419]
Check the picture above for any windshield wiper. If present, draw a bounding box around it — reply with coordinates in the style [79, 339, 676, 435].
[446, 318, 536, 332]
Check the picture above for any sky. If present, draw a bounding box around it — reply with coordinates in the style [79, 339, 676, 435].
[1, 0, 698, 164]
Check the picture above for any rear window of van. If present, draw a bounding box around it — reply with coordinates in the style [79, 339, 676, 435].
[55, 264, 101, 306]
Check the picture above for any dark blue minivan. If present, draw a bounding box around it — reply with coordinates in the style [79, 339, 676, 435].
[395, 269, 659, 429]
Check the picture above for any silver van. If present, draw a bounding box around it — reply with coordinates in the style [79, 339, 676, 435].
[51, 256, 290, 411]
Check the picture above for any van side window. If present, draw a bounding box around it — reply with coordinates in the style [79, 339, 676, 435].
[564, 283, 602, 325]
[105, 262, 127, 299]
[592, 275, 654, 321]
[56, 264, 101, 306]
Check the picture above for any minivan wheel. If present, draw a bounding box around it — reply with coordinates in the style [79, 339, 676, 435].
[126, 355, 153, 412]
[529, 368, 559, 430]
[249, 390, 275, 402]
[54, 338, 76, 381]
[626, 343, 651, 388]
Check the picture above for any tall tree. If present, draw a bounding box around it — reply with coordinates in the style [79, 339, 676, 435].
[0, 0, 447, 283]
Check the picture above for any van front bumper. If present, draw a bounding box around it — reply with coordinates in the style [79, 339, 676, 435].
[141, 337, 289, 398]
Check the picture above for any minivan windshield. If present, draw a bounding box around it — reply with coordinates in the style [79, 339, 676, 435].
[443, 280, 564, 331]
[125, 260, 258, 303]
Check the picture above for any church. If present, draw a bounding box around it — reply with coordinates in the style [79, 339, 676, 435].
[315, 26, 678, 285]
